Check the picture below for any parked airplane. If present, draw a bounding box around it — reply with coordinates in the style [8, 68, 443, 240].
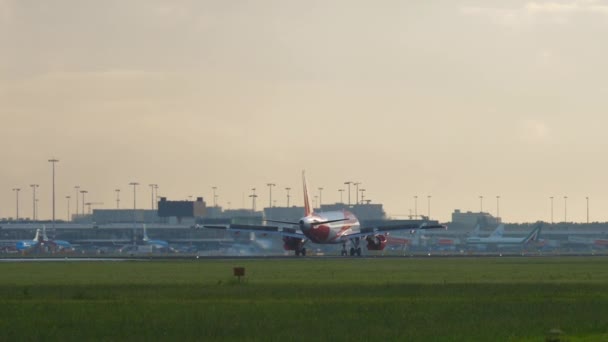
[205, 172, 447, 256]
[15, 226, 73, 253]
[142, 224, 171, 251]
[465, 223, 542, 249]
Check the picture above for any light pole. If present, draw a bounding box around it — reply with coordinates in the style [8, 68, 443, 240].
[267, 183, 275, 208]
[212, 186, 217, 207]
[427, 195, 432, 219]
[66, 196, 71, 221]
[564, 196, 568, 222]
[249, 188, 257, 212]
[149, 184, 157, 210]
[353, 182, 361, 204]
[414, 195, 418, 218]
[74, 186, 80, 216]
[550, 196, 554, 224]
[129, 182, 139, 237]
[30, 184, 39, 220]
[285, 187, 291, 207]
[115, 189, 120, 209]
[496, 195, 500, 218]
[586, 196, 589, 224]
[359, 189, 366, 204]
[318, 187, 324, 208]
[479, 196, 484, 213]
[153, 184, 159, 209]
[338, 189, 345, 204]
[48, 158, 59, 228]
[344, 181, 353, 205]
[314, 195, 318, 209]
[80, 190, 88, 215]
[12, 188, 20, 220]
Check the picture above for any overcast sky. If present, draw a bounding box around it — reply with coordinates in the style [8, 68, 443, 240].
[2, 0, 608, 223]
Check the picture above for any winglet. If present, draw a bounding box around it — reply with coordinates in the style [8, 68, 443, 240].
[303, 171, 312, 216]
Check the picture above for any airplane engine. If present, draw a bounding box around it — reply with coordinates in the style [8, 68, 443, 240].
[282, 237, 303, 251]
[366, 234, 387, 251]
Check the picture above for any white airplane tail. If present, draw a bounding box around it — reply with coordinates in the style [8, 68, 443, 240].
[33, 229, 42, 242]
[143, 224, 150, 242]
[523, 223, 543, 244]
[490, 224, 505, 238]
[468, 224, 481, 237]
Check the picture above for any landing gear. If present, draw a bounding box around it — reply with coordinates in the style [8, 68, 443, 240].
[344, 238, 362, 257]
[295, 247, 307, 256]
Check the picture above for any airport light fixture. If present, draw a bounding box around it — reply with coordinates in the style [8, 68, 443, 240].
[479, 195, 484, 213]
[318, 187, 324, 208]
[496, 195, 500, 218]
[564, 196, 568, 222]
[359, 189, 366, 204]
[212, 186, 218, 207]
[353, 182, 361, 205]
[427, 195, 432, 219]
[74, 186, 80, 216]
[414, 195, 418, 218]
[344, 181, 353, 205]
[550, 196, 554, 224]
[66, 196, 71, 221]
[249, 188, 257, 212]
[266, 183, 275, 208]
[48, 158, 59, 228]
[30, 184, 39, 220]
[80, 190, 88, 215]
[153, 184, 159, 209]
[148, 184, 157, 210]
[285, 187, 291, 207]
[129, 182, 139, 234]
[12, 188, 20, 220]
[586, 196, 589, 224]
[115, 189, 120, 209]
[338, 189, 344, 204]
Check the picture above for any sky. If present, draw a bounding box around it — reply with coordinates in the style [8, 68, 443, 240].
[1, 0, 608, 223]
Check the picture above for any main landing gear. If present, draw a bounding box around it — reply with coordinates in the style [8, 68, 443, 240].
[341, 238, 362, 257]
[295, 247, 307, 256]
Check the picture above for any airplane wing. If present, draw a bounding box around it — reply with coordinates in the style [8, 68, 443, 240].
[342, 222, 447, 240]
[204, 224, 307, 239]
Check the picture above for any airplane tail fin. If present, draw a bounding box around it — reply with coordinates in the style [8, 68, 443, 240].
[42, 225, 49, 241]
[302, 171, 313, 216]
[143, 224, 149, 242]
[469, 224, 481, 237]
[490, 224, 505, 238]
[33, 229, 41, 242]
[524, 223, 543, 243]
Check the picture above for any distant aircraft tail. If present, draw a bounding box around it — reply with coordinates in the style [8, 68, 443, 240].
[33, 229, 42, 242]
[42, 225, 49, 241]
[303, 171, 312, 216]
[468, 224, 481, 237]
[523, 223, 543, 244]
[490, 224, 505, 238]
[143, 224, 149, 242]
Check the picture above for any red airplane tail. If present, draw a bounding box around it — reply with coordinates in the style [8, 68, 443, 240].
[303, 171, 312, 216]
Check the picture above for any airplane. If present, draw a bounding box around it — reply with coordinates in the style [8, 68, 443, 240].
[465, 223, 543, 249]
[204, 172, 447, 256]
[142, 224, 171, 251]
[15, 225, 73, 253]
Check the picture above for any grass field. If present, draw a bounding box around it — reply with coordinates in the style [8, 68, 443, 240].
[1, 257, 608, 341]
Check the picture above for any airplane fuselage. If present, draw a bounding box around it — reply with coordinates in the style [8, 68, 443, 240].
[299, 210, 359, 244]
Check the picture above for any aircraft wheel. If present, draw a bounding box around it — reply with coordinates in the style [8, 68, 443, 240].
[301, 248, 307, 256]
[350, 247, 355, 256]
[295, 249, 301, 256]
[356, 247, 362, 256]
[341, 250, 347, 256]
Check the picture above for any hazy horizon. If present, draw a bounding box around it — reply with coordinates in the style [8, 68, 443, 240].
[2, 0, 608, 223]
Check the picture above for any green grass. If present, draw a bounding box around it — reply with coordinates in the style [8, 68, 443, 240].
[1, 257, 608, 341]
